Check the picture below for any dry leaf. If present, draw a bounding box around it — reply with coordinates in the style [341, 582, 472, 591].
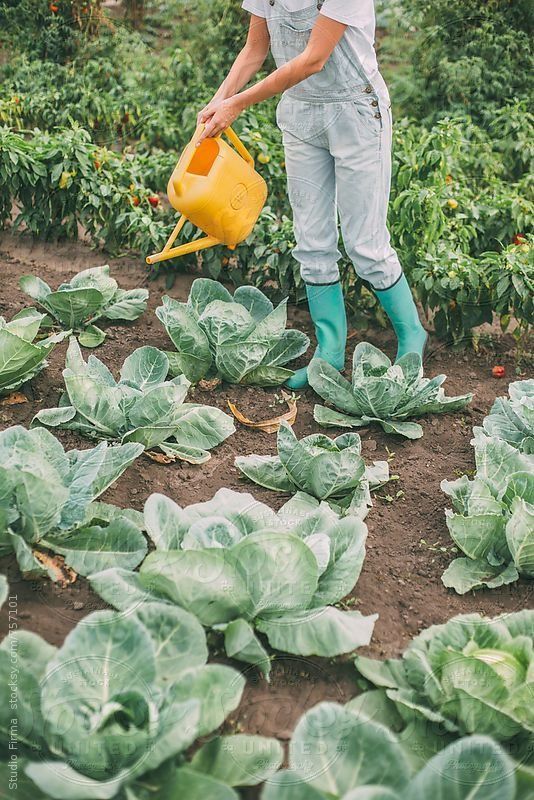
[1, 392, 28, 406]
[145, 450, 175, 464]
[198, 377, 222, 391]
[228, 391, 297, 434]
[33, 551, 77, 586]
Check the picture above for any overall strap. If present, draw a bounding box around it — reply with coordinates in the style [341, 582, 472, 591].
[269, 1, 324, 7]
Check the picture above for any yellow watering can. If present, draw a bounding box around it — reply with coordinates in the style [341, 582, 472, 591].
[146, 124, 268, 265]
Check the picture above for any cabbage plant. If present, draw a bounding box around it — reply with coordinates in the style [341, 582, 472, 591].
[262, 702, 517, 800]
[20, 264, 148, 347]
[442, 432, 534, 592]
[156, 278, 310, 386]
[441, 381, 534, 593]
[354, 609, 534, 779]
[32, 338, 235, 463]
[0, 605, 282, 799]
[479, 379, 534, 454]
[309, 342, 472, 439]
[90, 489, 377, 679]
[0, 307, 65, 395]
[235, 420, 389, 516]
[0, 425, 146, 580]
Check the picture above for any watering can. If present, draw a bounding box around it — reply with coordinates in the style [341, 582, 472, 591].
[146, 124, 268, 265]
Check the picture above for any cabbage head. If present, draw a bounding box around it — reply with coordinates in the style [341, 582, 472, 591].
[309, 342, 472, 439]
[0, 605, 282, 798]
[156, 278, 310, 386]
[20, 264, 148, 347]
[90, 489, 377, 680]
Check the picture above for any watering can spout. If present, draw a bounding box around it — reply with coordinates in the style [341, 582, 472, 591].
[146, 125, 267, 266]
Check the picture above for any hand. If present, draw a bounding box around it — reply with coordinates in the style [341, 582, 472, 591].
[197, 96, 244, 143]
[197, 98, 224, 127]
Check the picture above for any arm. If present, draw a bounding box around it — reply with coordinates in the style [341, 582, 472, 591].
[197, 15, 270, 124]
[198, 14, 347, 141]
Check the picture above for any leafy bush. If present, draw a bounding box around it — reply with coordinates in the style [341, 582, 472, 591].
[33, 338, 235, 462]
[0, 425, 144, 580]
[90, 488, 377, 679]
[0, 604, 283, 798]
[156, 279, 310, 386]
[309, 343, 472, 439]
[401, 0, 533, 120]
[0, 308, 65, 395]
[262, 703, 517, 799]
[236, 421, 389, 516]
[441, 380, 534, 593]
[20, 265, 148, 347]
[354, 609, 534, 781]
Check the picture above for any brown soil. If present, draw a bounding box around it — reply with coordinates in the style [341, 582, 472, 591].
[0, 231, 532, 795]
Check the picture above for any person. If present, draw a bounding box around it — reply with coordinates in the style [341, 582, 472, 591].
[197, 0, 428, 389]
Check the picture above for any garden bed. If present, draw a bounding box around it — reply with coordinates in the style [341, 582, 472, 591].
[1, 230, 532, 775]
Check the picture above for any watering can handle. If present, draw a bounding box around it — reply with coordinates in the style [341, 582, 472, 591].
[192, 123, 256, 167]
[222, 126, 256, 167]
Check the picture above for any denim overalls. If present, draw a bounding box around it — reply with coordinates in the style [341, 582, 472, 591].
[266, 0, 402, 290]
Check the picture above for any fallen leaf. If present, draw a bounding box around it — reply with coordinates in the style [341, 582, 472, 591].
[145, 450, 175, 464]
[228, 391, 297, 434]
[1, 392, 28, 406]
[33, 551, 77, 586]
[198, 377, 222, 391]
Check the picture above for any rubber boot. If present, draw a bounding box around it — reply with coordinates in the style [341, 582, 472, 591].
[286, 282, 347, 390]
[375, 274, 428, 361]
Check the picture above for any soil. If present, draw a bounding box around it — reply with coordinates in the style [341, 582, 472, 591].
[0, 231, 532, 795]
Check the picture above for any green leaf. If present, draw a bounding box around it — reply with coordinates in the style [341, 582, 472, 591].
[239, 365, 294, 386]
[133, 602, 207, 685]
[235, 453, 296, 492]
[289, 703, 410, 796]
[309, 359, 362, 415]
[233, 285, 274, 320]
[506, 499, 534, 576]
[257, 607, 377, 657]
[313, 405, 367, 429]
[78, 324, 106, 348]
[191, 735, 283, 787]
[156, 295, 212, 383]
[140, 549, 253, 626]
[88, 567, 170, 611]
[46, 287, 104, 328]
[156, 766, 239, 800]
[441, 558, 519, 594]
[379, 419, 424, 438]
[407, 736, 515, 800]
[43, 517, 147, 576]
[262, 770, 329, 800]
[224, 618, 272, 680]
[168, 664, 244, 736]
[231, 530, 319, 616]
[103, 288, 148, 321]
[119, 347, 170, 390]
[24, 761, 124, 800]
[19, 274, 52, 303]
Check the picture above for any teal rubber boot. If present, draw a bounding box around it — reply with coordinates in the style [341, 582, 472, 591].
[376, 274, 428, 361]
[286, 282, 347, 390]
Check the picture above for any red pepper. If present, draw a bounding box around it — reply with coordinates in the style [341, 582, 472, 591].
[132, 196, 140, 207]
[49, 3, 59, 12]
[148, 196, 160, 208]
[492, 366, 505, 378]
[513, 234, 526, 245]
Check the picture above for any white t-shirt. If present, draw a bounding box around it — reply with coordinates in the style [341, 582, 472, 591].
[241, 0, 378, 78]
